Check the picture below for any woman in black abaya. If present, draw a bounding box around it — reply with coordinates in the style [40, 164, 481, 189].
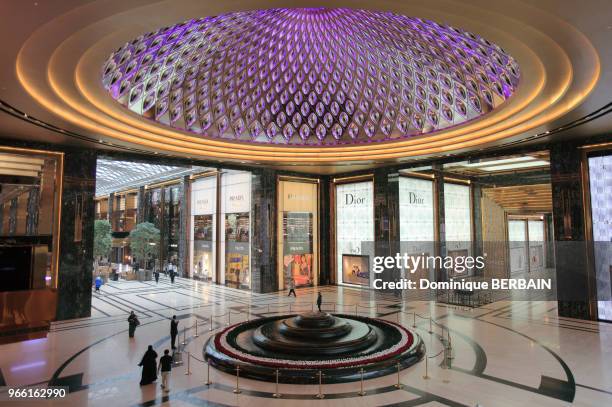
[138, 345, 158, 385]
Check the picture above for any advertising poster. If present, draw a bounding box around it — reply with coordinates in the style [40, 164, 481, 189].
[282, 212, 313, 287]
[192, 215, 213, 280]
[191, 176, 216, 281]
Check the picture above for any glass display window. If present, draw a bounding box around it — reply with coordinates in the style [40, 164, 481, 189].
[277, 179, 319, 290]
[335, 180, 374, 287]
[220, 171, 251, 289]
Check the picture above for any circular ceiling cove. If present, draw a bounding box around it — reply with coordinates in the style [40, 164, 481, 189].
[101, 8, 520, 146]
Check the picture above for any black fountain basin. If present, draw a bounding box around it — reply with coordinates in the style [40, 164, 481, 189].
[204, 312, 425, 384]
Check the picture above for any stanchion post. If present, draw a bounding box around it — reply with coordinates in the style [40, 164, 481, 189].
[272, 369, 282, 398]
[194, 320, 199, 338]
[423, 357, 430, 379]
[412, 312, 416, 328]
[209, 316, 213, 331]
[315, 370, 325, 399]
[233, 366, 241, 394]
[205, 359, 212, 385]
[394, 362, 403, 389]
[185, 352, 191, 375]
[429, 317, 433, 334]
[182, 327, 187, 345]
[358, 368, 366, 396]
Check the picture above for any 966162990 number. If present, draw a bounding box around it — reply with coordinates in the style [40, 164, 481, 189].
[7, 387, 67, 399]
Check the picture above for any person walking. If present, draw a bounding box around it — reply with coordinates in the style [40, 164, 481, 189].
[154, 270, 160, 284]
[287, 278, 296, 297]
[94, 275, 103, 292]
[170, 315, 179, 350]
[158, 349, 173, 392]
[316, 292, 322, 312]
[138, 345, 158, 386]
[128, 311, 140, 338]
[169, 265, 176, 284]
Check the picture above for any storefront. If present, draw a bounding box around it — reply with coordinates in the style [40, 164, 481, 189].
[277, 177, 319, 290]
[398, 174, 436, 281]
[190, 175, 217, 282]
[220, 171, 252, 289]
[334, 178, 375, 288]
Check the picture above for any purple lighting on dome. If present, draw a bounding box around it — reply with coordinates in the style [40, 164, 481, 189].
[102, 8, 520, 146]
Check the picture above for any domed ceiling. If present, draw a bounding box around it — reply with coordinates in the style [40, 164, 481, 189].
[101, 8, 520, 146]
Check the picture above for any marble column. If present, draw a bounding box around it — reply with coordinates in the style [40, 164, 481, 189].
[318, 176, 332, 285]
[433, 165, 446, 282]
[550, 143, 596, 320]
[250, 169, 277, 293]
[136, 186, 146, 224]
[178, 176, 189, 277]
[472, 184, 484, 268]
[26, 187, 40, 235]
[373, 168, 400, 292]
[56, 150, 96, 321]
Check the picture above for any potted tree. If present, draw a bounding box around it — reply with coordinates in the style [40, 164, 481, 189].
[129, 222, 161, 282]
[93, 219, 112, 282]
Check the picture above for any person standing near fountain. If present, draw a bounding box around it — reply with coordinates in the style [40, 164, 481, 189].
[288, 278, 296, 297]
[316, 292, 322, 312]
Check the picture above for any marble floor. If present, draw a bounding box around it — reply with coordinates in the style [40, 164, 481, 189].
[0, 276, 611, 406]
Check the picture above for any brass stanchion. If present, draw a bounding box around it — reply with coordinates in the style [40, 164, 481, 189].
[205, 360, 212, 385]
[185, 352, 191, 375]
[315, 371, 325, 399]
[181, 327, 187, 345]
[394, 362, 403, 389]
[423, 357, 430, 379]
[272, 369, 282, 398]
[233, 366, 241, 394]
[412, 312, 416, 328]
[358, 368, 366, 396]
[194, 320, 199, 338]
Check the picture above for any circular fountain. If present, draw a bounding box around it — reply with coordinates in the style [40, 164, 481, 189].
[204, 311, 425, 384]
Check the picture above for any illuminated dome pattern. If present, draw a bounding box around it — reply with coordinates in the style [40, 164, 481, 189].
[102, 8, 520, 146]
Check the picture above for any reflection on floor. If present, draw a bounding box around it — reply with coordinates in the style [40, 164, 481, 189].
[0, 276, 611, 406]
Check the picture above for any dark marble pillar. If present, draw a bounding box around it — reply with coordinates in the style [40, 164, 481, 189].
[56, 150, 96, 321]
[136, 186, 146, 224]
[8, 197, 17, 235]
[373, 168, 400, 292]
[550, 143, 596, 320]
[472, 184, 484, 269]
[108, 192, 115, 230]
[178, 176, 189, 277]
[433, 165, 446, 281]
[545, 213, 555, 269]
[250, 169, 277, 293]
[26, 187, 40, 235]
[318, 176, 332, 285]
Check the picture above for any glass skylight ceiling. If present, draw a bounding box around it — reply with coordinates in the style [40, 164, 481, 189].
[95, 158, 211, 196]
